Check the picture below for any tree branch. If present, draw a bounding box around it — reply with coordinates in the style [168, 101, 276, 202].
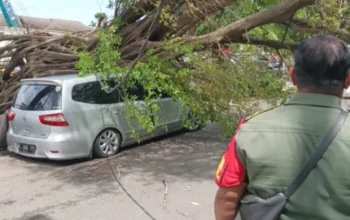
[119, 0, 157, 24]
[238, 36, 299, 51]
[0, 0, 319, 114]
[174, 0, 237, 31]
[183, 0, 315, 45]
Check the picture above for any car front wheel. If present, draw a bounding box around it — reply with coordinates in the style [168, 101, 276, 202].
[186, 112, 201, 132]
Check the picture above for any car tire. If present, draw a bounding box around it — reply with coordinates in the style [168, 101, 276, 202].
[93, 129, 122, 158]
[186, 111, 202, 132]
[87, 147, 94, 160]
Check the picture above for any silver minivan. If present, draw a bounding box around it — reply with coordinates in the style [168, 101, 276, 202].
[6, 74, 200, 160]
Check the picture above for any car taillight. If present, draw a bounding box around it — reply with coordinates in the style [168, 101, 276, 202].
[8, 109, 15, 121]
[39, 113, 69, 126]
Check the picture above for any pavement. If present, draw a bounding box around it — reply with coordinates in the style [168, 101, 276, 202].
[0, 123, 229, 220]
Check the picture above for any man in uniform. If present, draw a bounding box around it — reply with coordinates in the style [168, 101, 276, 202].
[214, 35, 350, 220]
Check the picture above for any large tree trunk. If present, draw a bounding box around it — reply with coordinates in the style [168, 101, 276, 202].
[0, 0, 318, 113]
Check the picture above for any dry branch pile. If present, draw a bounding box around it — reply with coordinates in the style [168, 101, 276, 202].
[0, 33, 92, 112]
[0, 0, 330, 113]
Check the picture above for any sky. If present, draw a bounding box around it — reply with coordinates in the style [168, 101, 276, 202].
[10, 0, 113, 26]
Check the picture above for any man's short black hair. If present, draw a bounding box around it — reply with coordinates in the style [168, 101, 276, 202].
[294, 35, 350, 89]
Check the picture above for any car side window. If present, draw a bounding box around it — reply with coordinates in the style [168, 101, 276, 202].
[121, 85, 171, 101]
[72, 82, 118, 104]
[153, 88, 170, 98]
[160, 91, 170, 98]
[126, 83, 146, 101]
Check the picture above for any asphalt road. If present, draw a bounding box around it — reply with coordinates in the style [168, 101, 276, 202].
[0, 123, 230, 220]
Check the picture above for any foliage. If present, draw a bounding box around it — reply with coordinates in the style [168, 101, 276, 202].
[300, 0, 347, 29]
[195, 0, 350, 46]
[77, 22, 289, 139]
[78, 0, 349, 140]
[195, 0, 306, 43]
[89, 21, 97, 28]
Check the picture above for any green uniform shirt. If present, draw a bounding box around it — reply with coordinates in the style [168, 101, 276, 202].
[237, 93, 350, 220]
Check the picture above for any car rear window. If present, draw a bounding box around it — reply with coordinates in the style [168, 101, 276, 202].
[14, 84, 62, 111]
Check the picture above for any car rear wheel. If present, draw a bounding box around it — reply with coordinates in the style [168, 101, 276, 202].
[94, 129, 121, 158]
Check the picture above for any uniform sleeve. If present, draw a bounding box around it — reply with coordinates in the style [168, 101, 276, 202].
[215, 119, 247, 188]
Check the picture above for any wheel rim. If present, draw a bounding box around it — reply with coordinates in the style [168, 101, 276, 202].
[99, 130, 119, 156]
[189, 112, 200, 129]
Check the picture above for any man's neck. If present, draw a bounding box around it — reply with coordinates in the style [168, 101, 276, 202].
[297, 88, 343, 98]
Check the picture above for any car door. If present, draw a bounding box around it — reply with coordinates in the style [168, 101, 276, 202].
[108, 100, 149, 142]
[99, 81, 149, 142]
[152, 92, 182, 132]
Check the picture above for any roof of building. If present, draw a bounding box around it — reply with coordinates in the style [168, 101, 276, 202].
[0, 14, 91, 33]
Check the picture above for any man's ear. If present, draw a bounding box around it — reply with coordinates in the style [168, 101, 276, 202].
[345, 73, 350, 89]
[290, 68, 297, 86]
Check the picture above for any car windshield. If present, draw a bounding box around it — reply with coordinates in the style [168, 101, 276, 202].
[14, 84, 62, 111]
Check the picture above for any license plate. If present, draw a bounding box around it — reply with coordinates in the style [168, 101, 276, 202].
[19, 144, 36, 154]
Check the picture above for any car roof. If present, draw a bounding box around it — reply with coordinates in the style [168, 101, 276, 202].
[20, 73, 124, 85]
[35, 74, 81, 81]
[20, 74, 97, 84]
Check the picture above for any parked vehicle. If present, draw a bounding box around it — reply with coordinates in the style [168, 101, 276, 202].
[6, 74, 200, 160]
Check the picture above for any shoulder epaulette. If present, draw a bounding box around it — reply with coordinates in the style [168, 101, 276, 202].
[246, 106, 275, 121]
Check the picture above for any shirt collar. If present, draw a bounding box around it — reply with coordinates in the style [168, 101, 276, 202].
[285, 93, 342, 109]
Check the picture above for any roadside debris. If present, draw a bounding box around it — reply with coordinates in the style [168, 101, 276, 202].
[182, 184, 191, 191]
[191, 202, 200, 206]
[163, 179, 168, 208]
[176, 209, 188, 218]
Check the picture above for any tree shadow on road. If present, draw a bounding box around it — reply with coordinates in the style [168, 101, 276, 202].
[57, 124, 227, 190]
[1, 124, 229, 220]
[117, 123, 228, 184]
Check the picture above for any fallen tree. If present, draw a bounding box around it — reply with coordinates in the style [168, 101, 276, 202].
[0, 0, 348, 135]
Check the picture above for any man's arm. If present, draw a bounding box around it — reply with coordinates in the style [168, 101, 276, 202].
[214, 183, 247, 220]
[214, 119, 247, 220]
